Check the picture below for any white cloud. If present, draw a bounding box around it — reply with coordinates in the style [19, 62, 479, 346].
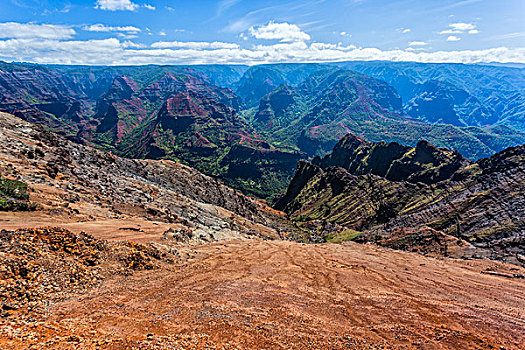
[0, 22, 523, 66]
[405, 47, 428, 52]
[449, 22, 476, 31]
[447, 36, 461, 41]
[117, 33, 138, 39]
[121, 40, 146, 48]
[83, 24, 141, 33]
[440, 23, 479, 36]
[0, 38, 123, 65]
[310, 42, 356, 51]
[143, 4, 155, 10]
[159, 31, 167, 36]
[0, 22, 75, 40]
[409, 41, 428, 46]
[95, 0, 139, 11]
[439, 29, 462, 34]
[340, 31, 352, 37]
[249, 21, 310, 42]
[1, 37, 522, 66]
[397, 28, 411, 34]
[151, 41, 240, 49]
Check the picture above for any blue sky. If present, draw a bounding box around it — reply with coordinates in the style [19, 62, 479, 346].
[0, 0, 523, 65]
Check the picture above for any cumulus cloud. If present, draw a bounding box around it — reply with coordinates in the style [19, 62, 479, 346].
[249, 21, 311, 42]
[439, 29, 462, 34]
[340, 31, 352, 37]
[440, 22, 479, 36]
[143, 4, 155, 10]
[449, 22, 476, 31]
[0, 36, 522, 66]
[409, 41, 428, 46]
[83, 24, 141, 33]
[0, 38, 123, 65]
[151, 41, 240, 49]
[95, 0, 139, 11]
[447, 36, 461, 42]
[0, 21, 522, 66]
[405, 47, 427, 52]
[121, 40, 147, 48]
[0, 22, 75, 40]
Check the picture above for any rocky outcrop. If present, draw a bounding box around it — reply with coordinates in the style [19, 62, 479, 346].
[0, 111, 298, 242]
[277, 135, 525, 265]
[0, 227, 171, 315]
[313, 134, 471, 185]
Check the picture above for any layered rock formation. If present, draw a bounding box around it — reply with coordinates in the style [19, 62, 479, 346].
[235, 63, 325, 106]
[276, 134, 525, 265]
[121, 90, 305, 198]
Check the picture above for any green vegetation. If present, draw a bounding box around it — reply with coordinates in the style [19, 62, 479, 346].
[249, 68, 525, 161]
[1, 61, 524, 199]
[324, 229, 362, 243]
[0, 174, 35, 211]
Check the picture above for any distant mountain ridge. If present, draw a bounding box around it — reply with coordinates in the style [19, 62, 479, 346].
[335, 61, 525, 129]
[250, 68, 525, 160]
[1, 60, 524, 198]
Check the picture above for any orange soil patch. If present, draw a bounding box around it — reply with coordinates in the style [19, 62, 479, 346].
[2, 239, 523, 349]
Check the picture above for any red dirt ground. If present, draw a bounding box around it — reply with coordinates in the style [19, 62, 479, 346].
[2, 237, 523, 349]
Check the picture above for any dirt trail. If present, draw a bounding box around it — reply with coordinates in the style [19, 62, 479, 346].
[3, 239, 524, 349]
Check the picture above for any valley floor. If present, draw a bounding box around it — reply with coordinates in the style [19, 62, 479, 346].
[1, 233, 524, 349]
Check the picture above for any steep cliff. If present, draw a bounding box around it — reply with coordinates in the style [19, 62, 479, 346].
[276, 135, 525, 265]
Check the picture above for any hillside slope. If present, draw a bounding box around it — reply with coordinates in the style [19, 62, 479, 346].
[2, 61, 525, 199]
[0, 111, 295, 242]
[276, 134, 525, 265]
[0, 111, 524, 349]
[252, 69, 525, 159]
[336, 61, 525, 130]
